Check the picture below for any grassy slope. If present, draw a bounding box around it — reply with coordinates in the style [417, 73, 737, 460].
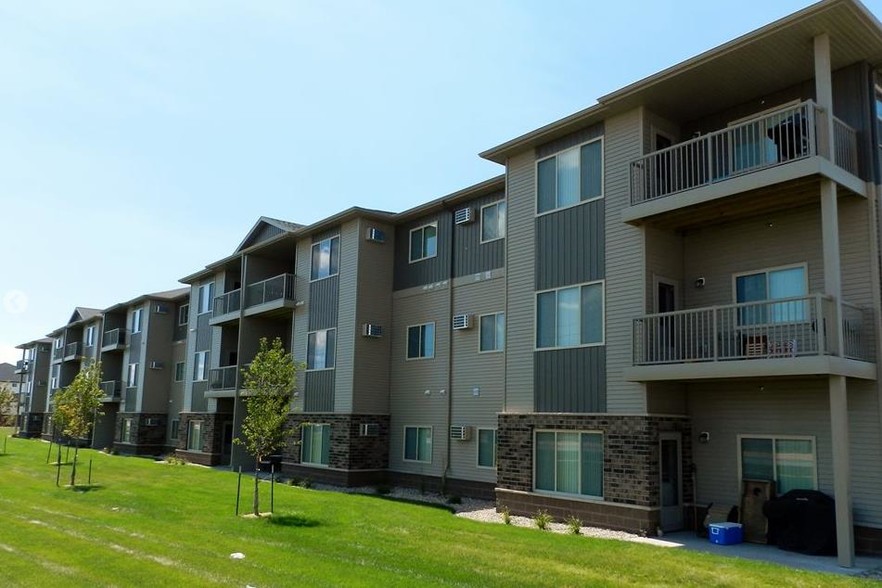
[0, 430, 871, 587]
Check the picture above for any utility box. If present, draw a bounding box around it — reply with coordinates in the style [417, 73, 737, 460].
[709, 522, 743, 545]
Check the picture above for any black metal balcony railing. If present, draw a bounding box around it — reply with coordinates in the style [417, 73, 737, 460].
[101, 328, 127, 350]
[209, 365, 238, 390]
[213, 289, 242, 318]
[64, 342, 82, 360]
[100, 380, 122, 400]
[630, 100, 860, 205]
[244, 273, 297, 309]
[14, 359, 29, 374]
[632, 294, 873, 366]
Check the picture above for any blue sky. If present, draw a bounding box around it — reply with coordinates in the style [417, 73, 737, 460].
[1, 0, 877, 363]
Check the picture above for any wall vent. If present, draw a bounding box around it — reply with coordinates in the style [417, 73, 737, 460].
[362, 324, 383, 338]
[359, 423, 379, 437]
[449, 425, 472, 441]
[154, 303, 168, 314]
[452, 314, 472, 330]
[454, 207, 473, 225]
[144, 417, 161, 427]
[148, 360, 164, 370]
[365, 227, 386, 243]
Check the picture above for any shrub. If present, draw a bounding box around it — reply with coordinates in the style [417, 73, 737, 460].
[534, 509, 553, 531]
[297, 477, 312, 489]
[164, 454, 187, 466]
[447, 495, 461, 505]
[500, 505, 511, 525]
[566, 515, 582, 535]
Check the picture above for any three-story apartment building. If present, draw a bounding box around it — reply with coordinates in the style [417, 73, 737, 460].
[13, 338, 52, 436]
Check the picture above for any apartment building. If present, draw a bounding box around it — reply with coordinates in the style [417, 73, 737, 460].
[0, 362, 22, 426]
[13, 338, 52, 436]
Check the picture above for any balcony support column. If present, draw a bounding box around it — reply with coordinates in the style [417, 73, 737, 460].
[814, 34, 835, 158]
[829, 374, 854, 567]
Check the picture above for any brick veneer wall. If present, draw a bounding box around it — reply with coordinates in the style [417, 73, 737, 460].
[114, 412, 167, 455]
[175, 412, 232, 466]
[497, 413, 691, 535]
[21, 412, 44, 438]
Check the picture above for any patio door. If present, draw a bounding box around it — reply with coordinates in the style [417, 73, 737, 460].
[659, 432, 684, 532]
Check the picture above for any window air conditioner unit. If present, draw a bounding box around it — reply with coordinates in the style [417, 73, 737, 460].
[362, 323, 383, 338]
[454, 207, 473, 225]
[155, 303, 168, 314]
[359, 423, 379, 437]
[144, 417, 161, 427]
[452, 314, 471, 330]
[365, 227, 386, 243]
[36, 380, 47, 387]
[449, 425, 472, 441]
[148, 360, 164, 370]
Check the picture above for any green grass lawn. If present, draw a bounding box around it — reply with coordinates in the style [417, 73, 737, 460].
[0, 429, 872, 587]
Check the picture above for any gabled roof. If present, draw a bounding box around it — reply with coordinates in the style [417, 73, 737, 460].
[235, 216, 304, 253]
[68, 307, 102, 325]
[0, 363, 15, 382]
[15, 337, 52, 350]
[102, 287, 191, 314]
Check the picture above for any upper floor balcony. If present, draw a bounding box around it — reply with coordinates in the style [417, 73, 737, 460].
[209, 288, 242, 326]
[624, 101, 865, 226]
[14, 359, 29, 375]
[207, 365, 239, 398]
[101, 328, 127, 352]
[63, 342, 83, 362]
[626, 294, 875, 382]
[243, 273, 298, 318]
[52, 346, 63, 362]
[100, 380, 122, 402]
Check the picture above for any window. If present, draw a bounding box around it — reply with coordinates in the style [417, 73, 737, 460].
[55, 338, 63, 349]
[479, 313, 505, 353]
[535, 431, 603, 498]
[187, 420, 204, 451]
[406, 323, 435, 359]
[404, 426, 432, 462]
[310, 236, 340, 280]
[50, 376, 58, 390]
[307, 329, 336, 370]
[409, 223, 438, 263]
[735, 265, 807, 324]
[174, 361, 185, 382]
[740, 436, 816, 494]
[121, 418, 134, 444]
[85, 326, 95, 348]
[170, 419, 180, 441]
[178, 304, 189, 326]
[537, 282, 604, 349]
[127, 363, 138, 388]
[301, 423, 330, 466]
[481, 201, 507, 242]
[537, 139, 603, 214]
[478, 429, 497, 468]
[194, 351, 207, 381]
[131, 308, 143, 333]
[198, 283, 214, 314]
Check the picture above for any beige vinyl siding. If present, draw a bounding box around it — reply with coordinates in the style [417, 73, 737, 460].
[389, 285, 449, 476]
[839, 197, 877, 358]
[644, 227, 684, 312]
[688, 378, 882, 527]
[449, 274, 505, 483]
[291, 239, 312, 412]
[504, 150, 536, 412]
[604, 107, 646, 413]
[352, 219, 395, 415]
[334, 219, 359, 413]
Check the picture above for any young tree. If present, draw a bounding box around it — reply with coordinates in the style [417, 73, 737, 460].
[0, 384, 15, 427]
[53, 361, 104, 487]
[236, 337, 299, 516]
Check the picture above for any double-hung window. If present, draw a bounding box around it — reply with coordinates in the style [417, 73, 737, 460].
[479, 312, 505, 352]
[85, 326, 95, 348]
[537, 139, 603, 214]
[127, 363, 138, 388]
[406, 323, 435, 359]
[198, 283, 214, 314]
[537, 282, 604, 348]
[174, 361, 185, 382]
[307, 329, 337, 370]
[311, 236, 340, 280]
[477, 428, 497, 468]
[481, 201, 506, 242]
[740, 435, 816, 494]
[170, 419, 180, 441]
[301, 423, 331, 466]
[131, 308, 143, 334]
[121, 418, 134, 444]
[194, 351, 207, 381]
[535, 430, 603, 498]
[178, 304, 189, 326]
[409, 223, 437, 262]
[404, 426, 432, 462]
[187, 420, 204, 451]
[735, 265, 807, 324]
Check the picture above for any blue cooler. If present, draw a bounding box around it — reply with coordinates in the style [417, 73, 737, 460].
[708, 522, 743, 545]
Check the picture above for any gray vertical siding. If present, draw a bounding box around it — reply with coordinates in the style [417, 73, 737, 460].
[535, 199, 605, 290]
[393, 211, 452, 290]
[334, 219, 359, 413]
[534, 347, 606, 412]
[291, 239, 311, 411]
[308, 276, 339, 331]
[304, 370, 335, 412]
[452, 191, 506, 277]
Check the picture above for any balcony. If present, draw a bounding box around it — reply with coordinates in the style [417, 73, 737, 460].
[209, 289, 242, 326]
[14, 360, 29, 375]
[52, 346, 63, 361]
[100, 380, 122, 402]
[207, 365, 238, 397]
[101, 328, 127, 352]
[624, 101, 864, 225]
[243, 273, 298, 318]
[63, 342, 83, 362]
[626, 294, 875, 382]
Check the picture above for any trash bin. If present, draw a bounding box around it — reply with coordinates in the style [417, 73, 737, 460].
[762, 490, 836, 555]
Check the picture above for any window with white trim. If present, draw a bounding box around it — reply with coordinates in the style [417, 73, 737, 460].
[85, 326, 95, 348]
[307, 329, 336, 370]
[187, 420, 204, 451]
[477, 428, 497, 468]
[735, 265, 807, 324]
[481, 201, 506, 242]
[178, 304, 189, 326]
[127, 363, 138, 388]
[740, 435, 816, 494]
[404, 426, 432, 462]
[409, 223, 438, 263]
[535, 430, 603, 497]
[406, 323, 435, 359]
[537, 139, 603, 214]
[310, 236, 340, 281]
[170, 419, 180, 441]
[198, 283, 214, 314]
[301, 423, 330, 466]
[131, 308, 143, 333]
[479, 313, 505, 353]
[55, 338, 63, 349]
[174, 361, 185, 382]
[193, 351, 207, 381]
[121, 418, 135, 444]
[536, 282, 604, 349]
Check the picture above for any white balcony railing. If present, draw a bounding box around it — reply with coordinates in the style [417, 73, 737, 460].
[213, 288, 242, 318]
[630, 101, 859, 205]
[244, 273, 296, 309]
[632, 294, 873, 366]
